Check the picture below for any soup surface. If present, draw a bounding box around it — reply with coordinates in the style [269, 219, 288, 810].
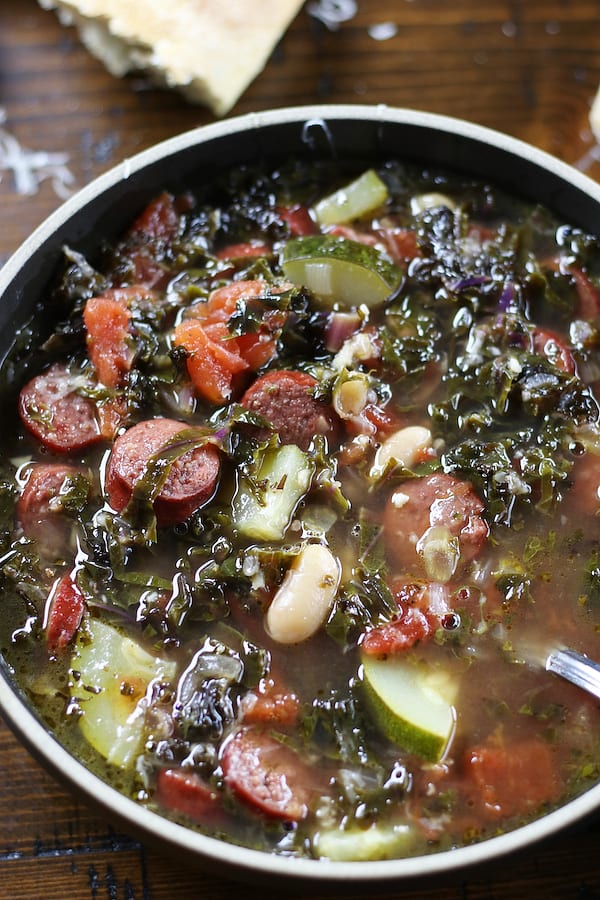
[1, 159, 599, 861]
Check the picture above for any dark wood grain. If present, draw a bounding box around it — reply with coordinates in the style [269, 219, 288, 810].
[1, 1, 600, 897]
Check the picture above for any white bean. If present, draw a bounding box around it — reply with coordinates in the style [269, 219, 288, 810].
[266, 544, 341, 644]
[332, 331, 378, 372]
[332, 374, 372, 419]
[416, 524, 460, 583]
[369, 425, 432, 480]
[410, 192, 457, 215]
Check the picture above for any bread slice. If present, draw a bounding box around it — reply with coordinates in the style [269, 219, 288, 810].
[38, 0, 305, 115]
[591, 86, 600, 145]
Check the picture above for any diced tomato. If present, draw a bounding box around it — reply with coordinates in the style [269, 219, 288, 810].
[276, 204, 317, 236]
[362, 402, 403, 438]
[532, 326, 575, 374]
[180, 280, 286, 380]
[130, 192, 179, 243]
[215, 241, 272, 260]
[123, 193, 179, 288]
[326, 224, 379, 246]
[361, 580, 452, 655]
[464, 738, 562, 821]
[84, 290, 134, 388]
[96, 394, 128, 440]
[45, 573, 85, 651]
[201, 280, 268, 324]
[466, 223, 498, 244]
[155, 767, 224, 825]
[173, 319, 248, 405]
[570, 268, 600, 320]
[341, 400, 400, 441]
[234, 333, 276, 370]
[361, 606, 433, 655]
[378, 227, 421, 263]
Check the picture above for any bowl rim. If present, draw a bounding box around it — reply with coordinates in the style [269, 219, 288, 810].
[2, 665, 598, 884]
[1, 103, 599, 884]
[3, 102, 600, 292]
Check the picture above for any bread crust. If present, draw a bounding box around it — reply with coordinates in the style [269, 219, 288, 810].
[38, 0, 305, 115]
[591, 85, 600, 145]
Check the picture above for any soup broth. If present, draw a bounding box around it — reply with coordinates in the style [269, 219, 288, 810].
[0, 159, 599, 861]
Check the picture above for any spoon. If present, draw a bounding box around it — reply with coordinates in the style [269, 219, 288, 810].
[503, 628, 600, 701]
[545, 648, 600, 701]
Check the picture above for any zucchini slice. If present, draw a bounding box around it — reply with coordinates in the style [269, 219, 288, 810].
[361, 652, 457, 762]
[281, 235, 402, 308]
[232, 444, 314, 541]
[314, 822, 417, 861]
[313, 169, 389, 226]
[70, 617, 176, 768]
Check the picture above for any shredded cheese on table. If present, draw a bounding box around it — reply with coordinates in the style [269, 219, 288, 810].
[0, 108, 75, 199]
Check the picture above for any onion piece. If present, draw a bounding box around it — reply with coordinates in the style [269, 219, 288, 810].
[416, 525, 460, 583]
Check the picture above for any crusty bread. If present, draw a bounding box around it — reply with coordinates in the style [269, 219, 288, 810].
[590, 86, 600, 145]
[38, 0, 305, 115]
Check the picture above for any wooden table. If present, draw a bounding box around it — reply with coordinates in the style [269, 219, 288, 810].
[1, 1, 600, 897]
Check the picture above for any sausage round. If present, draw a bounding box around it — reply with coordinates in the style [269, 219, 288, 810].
[18, 463, 89, 559]
[19, 363, 101, 454]
[567, 451, 600, 516]
[384, 472, 488, 576]
[154, 767, 224, 826]
[221, 728, 313, 821]
[241, 370, 339, 450]
[105, 418, 220, 526]
[46, 573, 86, 651]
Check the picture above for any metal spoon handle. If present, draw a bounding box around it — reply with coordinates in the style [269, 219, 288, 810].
[546, 649, 600, 701]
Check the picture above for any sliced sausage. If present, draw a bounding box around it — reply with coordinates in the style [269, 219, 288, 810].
[221, 728, 313, 821]
[18, 463, 89, 558]
[384, 472, 488, 577]
[45, 573, 86, 651]
[155, 767, 225, 827]
[105, 417, 220, 526]
[241, 370, 339, 450]
[19, 363, 101, 454]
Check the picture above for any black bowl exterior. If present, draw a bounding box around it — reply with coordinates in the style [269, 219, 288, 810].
[1, 104, 599, 886]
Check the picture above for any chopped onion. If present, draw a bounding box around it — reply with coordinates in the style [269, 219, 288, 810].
[416, 525, 460, 583]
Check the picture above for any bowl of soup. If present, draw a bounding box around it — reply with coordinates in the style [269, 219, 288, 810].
[0, 105, 599, 885]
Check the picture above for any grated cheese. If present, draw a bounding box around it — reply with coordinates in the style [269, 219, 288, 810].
[0, 108, 75, 199]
